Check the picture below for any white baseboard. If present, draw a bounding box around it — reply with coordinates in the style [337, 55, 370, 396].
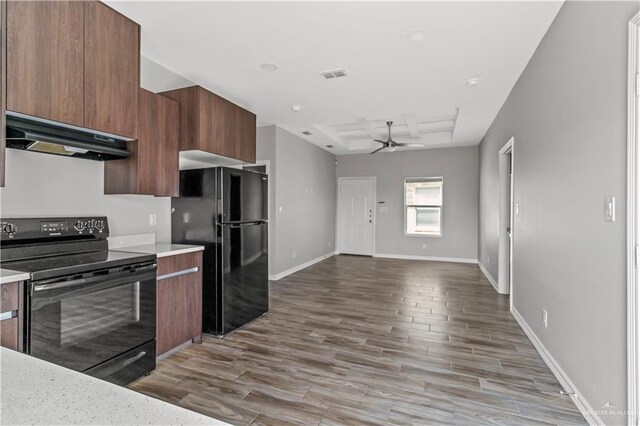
[511, 307, 602, 426]
[269, 251, 336, 281]
[477, 261, 499, 292]
[373, 253, 478, 264]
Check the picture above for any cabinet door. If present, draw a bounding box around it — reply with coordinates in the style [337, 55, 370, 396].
[84, 1, 139, 139]
[0, 282, 21, 351]
[138, 90, 179, 197]
[199, 88, 234, 158]
[104, 89, 179, 196]
[6, 0, 84, 126]
[156, 253, 202, 356]
[238, 108, 256, 163]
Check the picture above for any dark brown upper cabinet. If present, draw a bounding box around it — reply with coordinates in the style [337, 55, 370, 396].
[160, 86, 256, 163]
[6, 1, 139, 139]
[6, 1, 84, 127]
[84, 1, 139, 139]
[104, 89, 179, 196]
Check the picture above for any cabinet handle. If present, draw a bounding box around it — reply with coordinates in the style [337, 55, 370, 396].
[0, 311, 16, 321]
[157, 267, 199, 281]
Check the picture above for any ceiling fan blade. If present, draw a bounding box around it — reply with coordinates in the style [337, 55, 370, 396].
[373, 139, 387, 144]
[369, 146, 386, 155]
[396, 143, 425, 148]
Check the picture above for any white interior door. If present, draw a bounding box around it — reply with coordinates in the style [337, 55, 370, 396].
[338, 178, 375, 256]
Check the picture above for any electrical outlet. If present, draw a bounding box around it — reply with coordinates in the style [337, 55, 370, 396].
[292, 251, 297, 259]
[487, 255, 490, 264]
[328, 241, 332, 247]
[149, 214, 157, 226]
[515, 203, 520, 215]
[278, 206, 283, 213]
[422, 243, 427, 249]
[542, 309, 548, 328]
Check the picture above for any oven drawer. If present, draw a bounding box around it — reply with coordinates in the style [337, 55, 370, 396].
[85, 340, 155, 386]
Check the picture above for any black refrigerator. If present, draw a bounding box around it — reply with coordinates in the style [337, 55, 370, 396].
[172, 167, 269, 336]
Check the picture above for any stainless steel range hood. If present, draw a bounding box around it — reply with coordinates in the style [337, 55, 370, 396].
[6, 112, 130, 161]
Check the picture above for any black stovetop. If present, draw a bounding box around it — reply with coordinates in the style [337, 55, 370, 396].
[2, 250, 156, 281]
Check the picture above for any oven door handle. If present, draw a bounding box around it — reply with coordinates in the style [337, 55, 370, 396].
[33, 264, 157, 293]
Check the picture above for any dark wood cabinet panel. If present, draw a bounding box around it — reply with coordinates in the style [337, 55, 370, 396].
[84, 1, 139, 139]
[6, 0, 84, 126]
[0, 317, 19, 350]
[198, 88, 234, 158]
[0, 282, 23, 351]
[139, 89, 179, 196]
[1, 0, 6, 188]
[159, 86, 200, 152]
[104, 89, 179, 196]
[238, 107, 256, 163]
[156, 252, 202, 356]
[160, 85, 256, 163]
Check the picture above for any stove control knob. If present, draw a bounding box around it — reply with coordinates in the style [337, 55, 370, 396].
[95, 220, 105, 232]
[2, 223, 17, 236]
[74, 220, 85, 232]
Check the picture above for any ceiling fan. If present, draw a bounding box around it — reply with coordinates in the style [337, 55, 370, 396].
[370, 121, 424, 154]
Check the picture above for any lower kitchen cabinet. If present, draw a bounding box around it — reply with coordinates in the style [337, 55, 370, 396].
[156, 252, 203, 357]
[0, 282, 23, 351]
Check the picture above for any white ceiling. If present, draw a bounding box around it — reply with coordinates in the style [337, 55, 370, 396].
[106, 1, 562, 155]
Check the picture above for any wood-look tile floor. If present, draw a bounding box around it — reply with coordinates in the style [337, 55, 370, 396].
[129, 255, 586, 425]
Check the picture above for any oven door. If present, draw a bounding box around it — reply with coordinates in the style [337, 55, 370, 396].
[27, 262, 156, 372]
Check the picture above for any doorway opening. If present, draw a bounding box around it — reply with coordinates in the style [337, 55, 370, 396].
[498, 137, 514, 297]
[337, 177, 376, 256]
[628, 11, 640, 426]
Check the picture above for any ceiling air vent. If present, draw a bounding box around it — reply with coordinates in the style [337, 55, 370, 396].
[319, 69, 348, 80]
[302, 131, 313, 136]
[326, 145, 334, 148]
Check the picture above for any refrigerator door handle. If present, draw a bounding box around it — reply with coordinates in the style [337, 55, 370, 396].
[226, 221, 267, 228]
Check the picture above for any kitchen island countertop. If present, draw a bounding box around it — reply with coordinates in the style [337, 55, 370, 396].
[114, 243, 204, 258]
[0, 347, 226, 425]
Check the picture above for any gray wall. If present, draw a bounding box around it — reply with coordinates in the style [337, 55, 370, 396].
[256, 126, 336, 277]
[140, 56, 193, 93]
[478, 1, 638, 421]
[0, 150, 172, 240]
[256, 126, 277, 273]
[0, 57, 188, 241]
[337, 146, 478, 261]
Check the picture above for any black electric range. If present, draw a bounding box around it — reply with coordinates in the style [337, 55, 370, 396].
[1, 216, 158, 386]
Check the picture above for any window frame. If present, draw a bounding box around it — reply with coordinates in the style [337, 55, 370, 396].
[404, 176, 444, 238]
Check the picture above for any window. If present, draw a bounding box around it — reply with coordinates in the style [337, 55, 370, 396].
[405, 177, 443, 236]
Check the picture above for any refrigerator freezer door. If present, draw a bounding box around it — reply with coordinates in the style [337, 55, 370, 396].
[219, 222, 269, 335]
[220, 168, 268, 224]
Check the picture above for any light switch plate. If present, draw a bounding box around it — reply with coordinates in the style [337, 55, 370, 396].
[605, 196, 615, 222]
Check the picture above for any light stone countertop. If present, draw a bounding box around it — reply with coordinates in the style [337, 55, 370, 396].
[114, 243, 205, 259]
[0, 268, 30, 285]
[0, 347, 227, 425]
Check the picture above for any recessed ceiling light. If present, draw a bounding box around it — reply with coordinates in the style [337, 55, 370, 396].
[466, 78, 480, 87]
[326, 145, 334, 149]
[260, 62, 278, 72]
[407, 29, 426, 42]
[290, 104, 302, 112]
